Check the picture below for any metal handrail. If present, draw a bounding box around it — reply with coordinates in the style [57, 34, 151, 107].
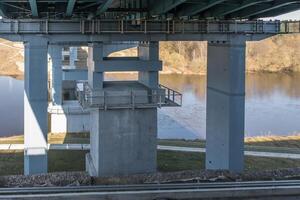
[1, 19, 299, 35]
[159, 84, 183, 106]
[76, 82, 182, 109]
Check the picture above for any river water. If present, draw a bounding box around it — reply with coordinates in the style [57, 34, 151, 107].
[1, 73, 300, 139]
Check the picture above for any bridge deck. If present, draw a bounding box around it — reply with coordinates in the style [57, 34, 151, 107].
[0, 1, 299, 21]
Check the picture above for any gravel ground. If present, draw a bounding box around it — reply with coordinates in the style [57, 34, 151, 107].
[1, 168, 300, 187]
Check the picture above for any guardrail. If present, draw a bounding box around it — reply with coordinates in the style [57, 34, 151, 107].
[0, 19, 299, 35]
[76, 82, 182, 109]
[159, 84, 182, 107]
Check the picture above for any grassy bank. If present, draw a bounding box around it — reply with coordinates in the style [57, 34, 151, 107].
[1, 134, 300, 176]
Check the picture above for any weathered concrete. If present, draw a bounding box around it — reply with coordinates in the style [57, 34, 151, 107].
[86, 41, 161, 177]
[87, 108, 157, 177]
[69, 47, 78, 67]
[24, 38, 48, 175]
[48, 101, 89, 133]
[88, 43, 103, 90]
[206, 41, 246, 173]
[138, 42, 160, 88]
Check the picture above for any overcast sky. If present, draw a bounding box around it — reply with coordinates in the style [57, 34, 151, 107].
[262, 9, 300, 20]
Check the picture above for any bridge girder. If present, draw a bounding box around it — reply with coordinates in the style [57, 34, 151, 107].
[176, 0, 226, 17]
[66, 0, 76, 17]
[150, 0, 187, 16]
[228, 0, 300, 19]
[28, 0, 38, 17]
[0, 0, 298, 20]
[96, 0, 114, 15]
[251, 3, 300, 18]
[203, 0, 271, 18]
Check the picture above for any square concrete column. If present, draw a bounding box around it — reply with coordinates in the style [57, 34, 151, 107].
[49, 44, 62, 105]
[88, 43, 104, 89]
[138, 42, 159, 88]
[206, 41, 246, 173]
[24, 38, 48, 175]
[69, 47, 77, 68]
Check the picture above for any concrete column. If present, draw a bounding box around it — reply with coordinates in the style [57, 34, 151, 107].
[206, 41, 246, 173]
[69, 47, 77, 68]
[24, 38, 48, 175]
[138, 42, 159, 88]
[88, 43, 103, 89]
[49, 44, 62, 105]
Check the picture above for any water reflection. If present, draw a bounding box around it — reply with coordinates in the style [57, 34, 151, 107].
[0, 76, 23, 136]
[159, 73, 300, 139]
[0, 73, 300, 139]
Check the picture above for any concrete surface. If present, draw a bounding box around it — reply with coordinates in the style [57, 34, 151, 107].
[206, 41, 246, 173]
[24, 38, 48, 175]
[87, 108, 157, 176]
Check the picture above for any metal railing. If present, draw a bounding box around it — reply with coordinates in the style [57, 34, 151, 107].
[76, 82, 182, 109]
[1, 19, 299, 35]
[159, 84, 182, 107]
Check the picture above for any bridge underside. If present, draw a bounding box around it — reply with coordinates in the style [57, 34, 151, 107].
[0, 0, 299, 20]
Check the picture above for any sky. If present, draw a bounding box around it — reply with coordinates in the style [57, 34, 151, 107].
[262, 9, 300, 20]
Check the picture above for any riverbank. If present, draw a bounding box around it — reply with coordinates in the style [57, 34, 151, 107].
[1, 134, 300, 176]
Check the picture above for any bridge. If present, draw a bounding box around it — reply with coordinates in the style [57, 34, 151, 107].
[0, 0, 299, 177]
[0, 0, 299, 20]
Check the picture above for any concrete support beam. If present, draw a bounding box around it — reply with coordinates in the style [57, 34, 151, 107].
[49, 44, 63, 105]
[206, 40, 246, 173]
[69, 47, 77, 68]
[138, 42, 160, 88]
[24, 38, 48, 175]
[88, 43, 104, 89]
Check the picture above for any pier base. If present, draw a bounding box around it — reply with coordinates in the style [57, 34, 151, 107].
[87, 108, 157, 176]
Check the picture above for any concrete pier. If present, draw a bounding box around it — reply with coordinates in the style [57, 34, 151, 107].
[205, 41, 246, 172]
[49, 44, 63, 106]
[24, 38, 48, 175]
[85, 42, 161, 177]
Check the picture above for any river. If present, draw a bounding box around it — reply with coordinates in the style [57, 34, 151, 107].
[0, 73, 300, 139]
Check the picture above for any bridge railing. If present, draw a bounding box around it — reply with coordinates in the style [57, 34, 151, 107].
[80, 19, 282, 34]
[75, 82, 182, 109]
[0, 19, 299, 35]
[0, 19, 298, 35]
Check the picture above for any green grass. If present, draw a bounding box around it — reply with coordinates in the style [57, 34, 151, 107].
[1, 134, 300, 176]
[158, 138, 300, 154]
[1, 150, 300, 176]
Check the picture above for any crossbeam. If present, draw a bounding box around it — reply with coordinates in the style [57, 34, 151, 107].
[177, 0, 225, 17]
[28, 0, 38, 17]
[205, 0, 269, 18]
[96, 0, 113, 15]
[230, 0, 300, 19]
[66, 0, 76, 17]
[150, 0, 187, 16]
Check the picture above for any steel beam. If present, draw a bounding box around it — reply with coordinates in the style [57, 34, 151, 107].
[204, 0, 270, 18]
[96, 0, 113, 15]
[28, 0, 38, 17]
[66, 0, 76, 17]
[0, 4, 6, 18]
[177, 0, 225, 17]
[150, 0, 187, 16]
[230, 0, 300, 19]
[252, 4, 300, 19]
